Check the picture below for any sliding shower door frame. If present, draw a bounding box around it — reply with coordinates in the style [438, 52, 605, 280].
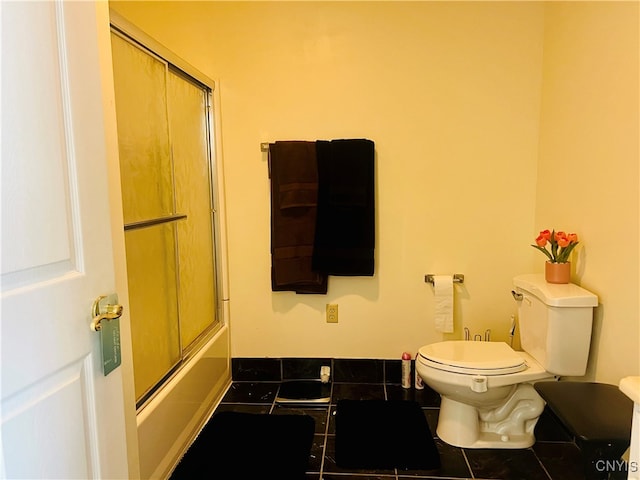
[110, 15, 228, 412]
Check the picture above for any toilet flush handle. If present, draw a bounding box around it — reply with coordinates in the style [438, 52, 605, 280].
[511, 290, 523, 301]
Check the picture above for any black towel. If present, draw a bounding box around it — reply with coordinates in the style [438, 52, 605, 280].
[312, 139, 375, 276]
[269, 141, 328, 294]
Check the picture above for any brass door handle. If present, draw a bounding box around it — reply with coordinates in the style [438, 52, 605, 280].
[91, 295, 124, 331]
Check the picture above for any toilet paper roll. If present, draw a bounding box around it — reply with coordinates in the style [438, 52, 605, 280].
[433, 275, 454, 333]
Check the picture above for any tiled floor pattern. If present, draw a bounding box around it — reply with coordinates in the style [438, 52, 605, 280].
[213, 380, 600, 480]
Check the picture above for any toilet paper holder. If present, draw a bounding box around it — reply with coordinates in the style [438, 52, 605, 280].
[424, 273, 464, 285]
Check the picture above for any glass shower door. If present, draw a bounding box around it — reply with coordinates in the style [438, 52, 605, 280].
[169, 69, 218, 350]
[111, 31, 219, 405]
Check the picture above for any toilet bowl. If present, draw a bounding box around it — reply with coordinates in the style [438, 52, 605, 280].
[416, 340, 552, 448]
[416, 274, 598, 449]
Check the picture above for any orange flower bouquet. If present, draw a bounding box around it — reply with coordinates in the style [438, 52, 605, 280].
[531, 229, 579, 263]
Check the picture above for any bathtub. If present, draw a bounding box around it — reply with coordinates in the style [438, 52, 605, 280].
[136, 324, 231, 479]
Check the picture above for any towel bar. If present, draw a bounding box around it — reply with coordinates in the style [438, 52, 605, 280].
[424, 274, 464, 285]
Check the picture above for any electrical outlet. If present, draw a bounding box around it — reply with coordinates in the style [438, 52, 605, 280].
[326, 304, 338, 323]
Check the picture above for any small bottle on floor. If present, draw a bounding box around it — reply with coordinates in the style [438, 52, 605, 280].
[401, 352, 411, 388]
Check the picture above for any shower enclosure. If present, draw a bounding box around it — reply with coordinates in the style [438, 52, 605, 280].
[110, 22, 230, 479]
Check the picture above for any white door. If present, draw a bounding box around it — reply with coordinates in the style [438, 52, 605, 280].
[1, 1, 129, 478]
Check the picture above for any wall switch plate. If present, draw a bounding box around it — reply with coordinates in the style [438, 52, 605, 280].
[326, 304, 338, 323]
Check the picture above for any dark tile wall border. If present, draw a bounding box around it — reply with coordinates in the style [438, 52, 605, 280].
[282, 358, 332, 380]
[232, 357, 414, 385]
[231, 358, 281, 381]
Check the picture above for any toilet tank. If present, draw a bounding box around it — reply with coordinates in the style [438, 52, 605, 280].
[513, 274, 598, 376]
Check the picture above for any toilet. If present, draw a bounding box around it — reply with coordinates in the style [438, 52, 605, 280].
[415, 274, 598, 449]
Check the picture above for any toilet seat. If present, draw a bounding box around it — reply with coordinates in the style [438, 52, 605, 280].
[418, 341, 528, 375]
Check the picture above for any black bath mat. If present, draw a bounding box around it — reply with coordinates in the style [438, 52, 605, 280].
[170, 411, 315, 480]
[335, 400, 440, 470]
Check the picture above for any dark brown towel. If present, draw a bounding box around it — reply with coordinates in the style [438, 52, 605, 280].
[312, 139, 375, 276]
[270, 141, 328, 294]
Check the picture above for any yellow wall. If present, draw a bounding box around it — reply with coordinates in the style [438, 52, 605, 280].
[109, 1, 638, 384]
[537, 2, 639, 384]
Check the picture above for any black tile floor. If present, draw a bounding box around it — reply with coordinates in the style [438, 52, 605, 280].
[206, 379, 615, 480]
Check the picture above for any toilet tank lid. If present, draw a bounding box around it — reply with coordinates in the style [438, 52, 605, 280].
[513, 274, 598, 307]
